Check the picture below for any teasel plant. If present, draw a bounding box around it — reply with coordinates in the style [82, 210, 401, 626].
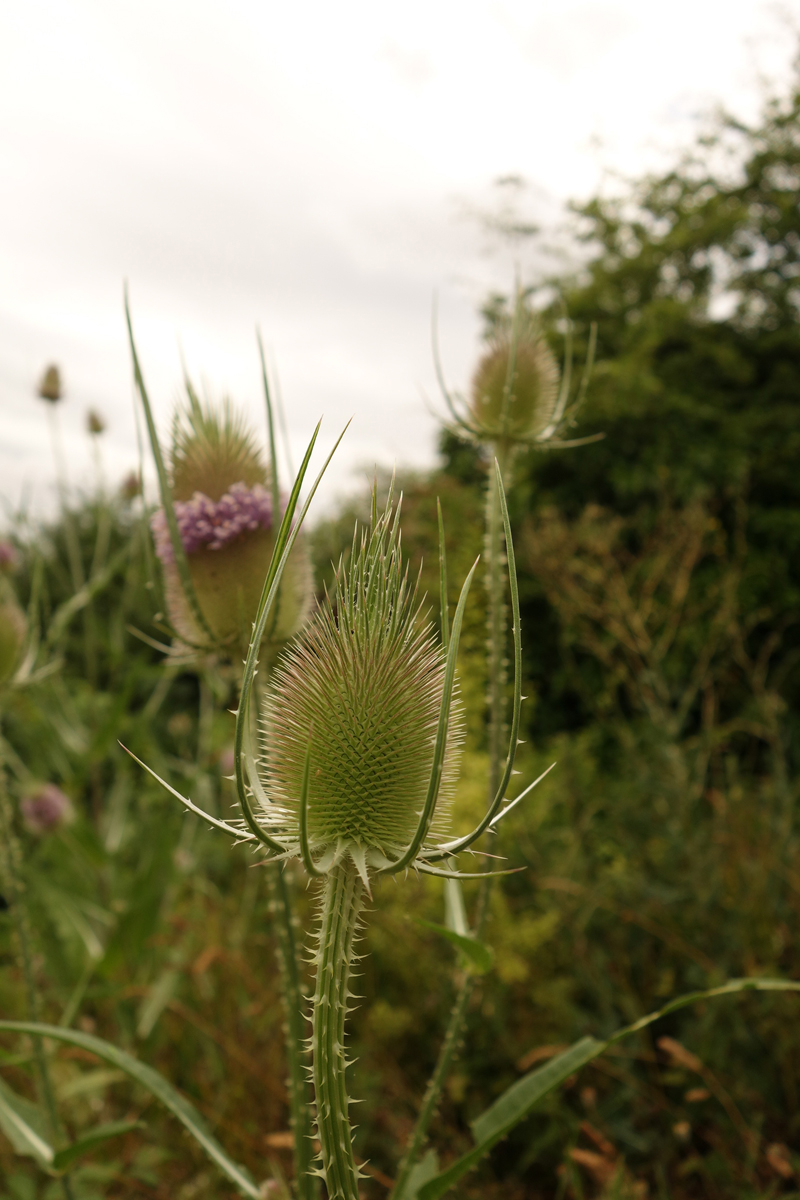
[387, 287, 603, 1197]
[124, 293, 327, 1199]
[3, 300, 800, 1200]
[131, 437, 534, 1195]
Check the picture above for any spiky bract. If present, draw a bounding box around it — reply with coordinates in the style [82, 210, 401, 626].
[155, 399, 311, 652]
[263, 497, 462, 866]
[469, 307, 560, 446]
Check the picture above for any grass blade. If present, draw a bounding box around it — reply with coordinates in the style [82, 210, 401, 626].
[0, 1076, 53, 1164]
[0, 1020, 263, 1198]
[51, 1120, 143, 1172]
[417, 977, 800, 1199]
[124, 287, 214, 644]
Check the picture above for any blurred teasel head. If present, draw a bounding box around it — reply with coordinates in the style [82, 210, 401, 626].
[436, 287, 598, 460]
[37, 363, 63, 404]
[151, 396, 311, 654]
[469, 302, 560, 450]
[20, 784, 73, 835]
[259, 489, 465, 881]
[86, 408, 106, 435]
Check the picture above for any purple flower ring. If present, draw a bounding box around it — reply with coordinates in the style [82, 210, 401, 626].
[151, 482, 273, 564]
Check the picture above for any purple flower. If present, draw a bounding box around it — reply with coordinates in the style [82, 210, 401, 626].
[0, 541, 18, 572]
[20, 784, 73, 835]
[151, 483, 273, 564]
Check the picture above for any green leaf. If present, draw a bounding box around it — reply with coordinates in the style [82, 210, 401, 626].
[51, 1120, 143, 1172]
[45, 545, 131, 649]
[136, 967, 180, 1039]
[416, 920, 493, 975]
[417, 977, 800, 1199]
[0, 1076, 53, 1165]
[403, 1149, 440, 1200]
[0, 1021, 261, 1198]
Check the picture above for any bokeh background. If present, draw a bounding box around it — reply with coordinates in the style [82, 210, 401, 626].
[1, 0, 797, 511]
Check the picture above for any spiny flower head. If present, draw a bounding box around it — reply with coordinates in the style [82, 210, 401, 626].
[469, 305, 560, 448]
[151, 396, 311, 653]
[261, 494, 463, 874]
[20, 784, 73, 835]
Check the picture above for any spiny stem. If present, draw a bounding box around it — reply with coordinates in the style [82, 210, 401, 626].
[312, 860, 364, 1200]
[0, 770, 76, 1200]
[485, 445, 514, 797]
[392, 881, 490, 1199]
[395, 451, 512, 1189]
[266, 865, 318, 1200]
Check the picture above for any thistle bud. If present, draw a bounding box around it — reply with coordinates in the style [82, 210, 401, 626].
[469, 307, 559, 447]
[0, 582, 25, 686]
[262, 496, 462, 868]
[151, 400, 311, 652]
[37, 364, 63, 404]
[20, 784, 73, 835]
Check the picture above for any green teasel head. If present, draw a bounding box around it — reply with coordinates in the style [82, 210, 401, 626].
[134, 444, 531, 891]
[469, 305, 560, 448]
[151, 396, 312, 655]
[262, 491, 464, 875]
[434, 286, 599, 458]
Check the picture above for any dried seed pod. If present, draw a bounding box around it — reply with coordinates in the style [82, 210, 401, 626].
[37, 364, 63, 403]
[86, 409, 106, 435]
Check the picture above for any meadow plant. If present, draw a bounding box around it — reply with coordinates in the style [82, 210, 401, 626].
[2, 298, 800, 1200]
[149, 398, 311, 656]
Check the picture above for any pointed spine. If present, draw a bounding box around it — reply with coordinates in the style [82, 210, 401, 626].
[312, 861, 364, 1200]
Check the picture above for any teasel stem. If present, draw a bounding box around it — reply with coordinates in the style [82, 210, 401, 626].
[0, 766, 76, 1200]
[266, 865, 318, 1200]
[391, 883, 490, 1200]
[486, 442, 514, 797]
[312, 859, 364, 1200]
[395, 451, 513, 1191]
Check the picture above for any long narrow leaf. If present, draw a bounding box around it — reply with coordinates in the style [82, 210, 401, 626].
[418, 977, 800, 1199]
[0, 1021, 262, 1199]
[45, 545, 130, 648]
[124, 288, 214, 643]
[379, 556, 480, 874]
[51, 1120, 143, 1172]
[0, 1076, 53, 1164]
[234, 421, 349, 852]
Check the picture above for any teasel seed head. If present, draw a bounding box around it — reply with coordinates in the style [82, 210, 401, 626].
[262, 493, 463, 872]
[151, 398, 311, 653]
[37, 363, 63, 404]
[469, 306, 560, 450]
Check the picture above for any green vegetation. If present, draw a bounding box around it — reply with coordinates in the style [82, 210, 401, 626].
[2, 62, 800, 1200]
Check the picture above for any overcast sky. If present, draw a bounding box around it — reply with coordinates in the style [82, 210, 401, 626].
[1, 0, 797, 519]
